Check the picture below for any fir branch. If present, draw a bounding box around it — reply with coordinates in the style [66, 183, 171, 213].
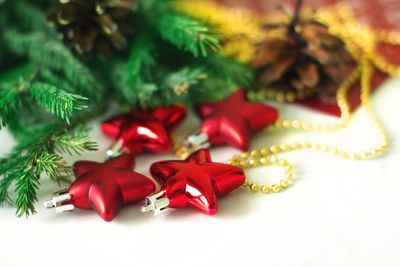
[14, 169, 39, 217]
[117, 32, 156, 103]
[164, 67, 207, 95]
[36, 153, 72, 181]
[203, 55, 255, 88]
[3, 30, 100, 98]
[12, 0, 53, 33]
[0, 122, 97, 216]
[30, 82, 88, 123]
[55, 127, 98, 155]
[0, 64, 36, 128]
[154, 13, 220, 57]
[0, 85, 21, 128]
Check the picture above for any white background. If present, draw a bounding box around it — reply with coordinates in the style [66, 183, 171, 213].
[1, 78, 400, 267]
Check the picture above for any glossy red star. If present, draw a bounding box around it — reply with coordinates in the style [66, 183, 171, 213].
[147, 149, 245, 215]
[196, 89, 278, 151]
[66, 154, 156, 221]
[101, 105, 186, 155]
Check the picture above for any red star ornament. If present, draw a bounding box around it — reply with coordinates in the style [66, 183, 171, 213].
[44, 154, 156, 221]
[196, 89, 278, 151]
[142, 149, 245, 215]
[101, 105, 186, 156]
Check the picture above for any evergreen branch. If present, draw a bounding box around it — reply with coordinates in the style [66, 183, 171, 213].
[0, 122, 97, 216]
[203, 55, 255, 88]
[12, 0, 53, 33]
[117, 32, 156, 103]
[36, 153, 72, 181]
[0, 64, 37, 128]
[154, 13, 220, 57]
[55, 127, 98, 155]
[30, 82, 88, 123]
[3, 30, 100, 99]
[0, 86, 21, 128]
[164, 67, 207, 95]
[14, 169, 39, 217]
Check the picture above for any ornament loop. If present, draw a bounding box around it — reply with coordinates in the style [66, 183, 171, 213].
[141, 190, 170, 215]
[106, 139, 124, 158]
[176, 132, 210, 159]
[43, 189, 75, 213]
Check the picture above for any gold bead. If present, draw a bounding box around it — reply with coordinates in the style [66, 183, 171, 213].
[292, 120, 301, 129]
[280, 143, 289, 151]
[239, 161, 248, 169]
[250, 183, 260, 192]
[250, 150, 259, 157]
[339, 151, 349, 159]
[261, 185, 271, 194]
[260, 148, 269, 156]
[249, 159, 258, 167]
[302, 142, 311, 149]
[259, 157, 268, 165]
[242, 179, 249, 187]
[290, 142, 301, 149]
[278, 159, 287, 165]
[286, 92, 296, 102]
[349, 152, 360, 160]
[274, 120, 282, 128]
[269, 156, 278, 163]
[270, 145, 280, 153]
[272, 184, 281, 193]
[282, 120, 291, 128]
[241, 152, 250, 159]
[280, 179, 289, 188]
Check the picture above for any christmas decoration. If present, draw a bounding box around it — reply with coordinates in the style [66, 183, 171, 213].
[177, 89, 278, 157]
[177, 0, 400, 115]
[142, 149, 245, 215]
[47, 0, 138, 56]
[0, 0, 251, 217]
[250, 2, 353, 102]
[101, 105, 186, 157]
[44, 154, 155, 221]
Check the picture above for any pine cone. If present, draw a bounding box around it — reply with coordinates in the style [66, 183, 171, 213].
[48, 0, 137, 56]
[251, 14, 354, 101]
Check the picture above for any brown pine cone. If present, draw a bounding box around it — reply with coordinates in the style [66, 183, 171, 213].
[251, 13, 354, 102]
[48, 0, 138, 57]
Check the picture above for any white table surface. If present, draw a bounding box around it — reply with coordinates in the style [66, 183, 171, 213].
[1, 78, 400, 267]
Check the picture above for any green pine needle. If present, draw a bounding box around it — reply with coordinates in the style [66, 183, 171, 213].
[30, 82, 88, 123]
[14, 169, 40, 217]
[117, 33, 156, 103]
[154, 13, 220, 57]
[56, 129, 98, 155]
[164, 67, 207, 95]
[36, 153, 72, 180]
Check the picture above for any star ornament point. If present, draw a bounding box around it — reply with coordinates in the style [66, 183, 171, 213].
[196, 89, 279, 151]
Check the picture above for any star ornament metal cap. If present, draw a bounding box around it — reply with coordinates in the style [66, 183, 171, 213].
[44, 154, 156, 221]
[141, 149, 246, 215]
